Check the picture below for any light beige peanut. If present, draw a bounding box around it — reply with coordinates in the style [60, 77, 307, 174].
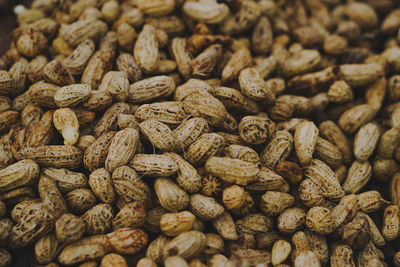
[327, 80, 353, 104]
[21, 104, 42, 133]
[81, 34, 116, 90]
[0, 159, 39, 191]
[135, 101, 188, 127]
[314, 137, 343, 168]
[38, 175, 68, 220]
[160, 211, 196, 237]
[27, 55, 48, 83]
[343, 161, 372, 194]
[238, 67, 275, 103]
[164, 256, 189, 267]
[163, 231, 206, 260]
[366, 77, 387, 111]
[174, 79, 210, 102]
[134, 24, 159, 73]
[182, 0, 229, 24]
[111, 166, 151, 206]
[101, 0, 120, 23]
[224, 145, 259, 164]
[100, 253, 127, 267]
[130, 154, 178, 177]
[18, 145, 82, 169]
[281, 49, 321, 77]
[146, 235, 170, 263]
[155, 178, 189, 212]
[97, 71, 129, 102]
[137, 258, 157, 267]
[105, 127, 139, 172]
[53, 108, 79, 146]
[173, 117, 209, 152]
[319, 120, 352, 163]
[170, 38, 192, 80]
[16, 30, 47, 58]
[62, 39, 95, 75]
[306, 206, 335, 235]
[358, 215, 386, 247]
[377, 127, 400, 159]
[41, 168, 87, 196]
[128, 75, 175, 103]
[117, 114, 140, 131]
[271, 240, 292, 266]
[61, 19, 108, 47]
[58, 235, 108, 265]
[382, 205, 400, 241]
[304, 159, 344, 201]
[190, 193, 224, 220]
[165, 152, 202, 194]
[339, 63, 384, 87]
[208, 86, 259, 114]
[26, 109, 55, 147]
[185, 133, 225, 166]
[88, 168, 116, 204]
[205, 156, 259, 186]
[353, 122, 381, 162]
[28, 81, 60, 109]
[76, 135, 96, 152]
[182, 90, 228, 127]
[345, 2, 378, 29]
[294, 121, 319, 165]
[212, 210, 238, 241]
[140, 119, 175, 152]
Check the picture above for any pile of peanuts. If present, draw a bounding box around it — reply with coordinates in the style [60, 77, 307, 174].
[0, 0, 400, 266]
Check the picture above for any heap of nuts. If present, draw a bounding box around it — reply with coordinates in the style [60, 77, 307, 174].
[0, 0, 400, 266]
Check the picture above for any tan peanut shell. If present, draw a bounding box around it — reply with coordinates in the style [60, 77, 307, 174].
[185, 133, 225, 166]
[134, 24, 159, 73]
[205, 156, 259, 186]
[294, 121, 319, 165]
[105, 127, 139, 172]
[163, 231, 206, 260]
[154, 177, 188, 212]
[84, 131, 116, 171]
[112, 201, 146, 229]
[82, 204, 114, 235]
[130, 154, 178, 177]
[88, 168, 116, 204]
[261, 130, 293, 169]
[160, 211, 196, 237]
